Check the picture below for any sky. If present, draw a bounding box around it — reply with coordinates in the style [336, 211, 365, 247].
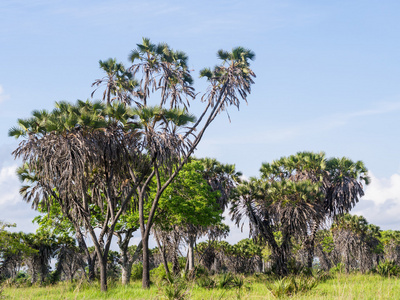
[1, 0, 400, 245]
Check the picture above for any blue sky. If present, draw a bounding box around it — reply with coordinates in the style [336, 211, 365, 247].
[1, 0, 400, 242]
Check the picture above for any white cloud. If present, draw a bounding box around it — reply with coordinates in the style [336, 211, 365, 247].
[353, 171, 400, 230]
[0, 85, 9, 103]
[0, 163, 39, 232]
[0, 165, 20, 206]
[363, 172, 400, 206]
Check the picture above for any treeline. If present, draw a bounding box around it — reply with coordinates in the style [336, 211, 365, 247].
[2, 214, 400, 286]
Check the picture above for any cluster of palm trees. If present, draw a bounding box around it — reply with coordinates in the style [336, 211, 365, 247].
[8, 38, 256, 291]
[230, 152, 369, 276]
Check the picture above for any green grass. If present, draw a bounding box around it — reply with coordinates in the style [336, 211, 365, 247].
[2, 273, 400, 299]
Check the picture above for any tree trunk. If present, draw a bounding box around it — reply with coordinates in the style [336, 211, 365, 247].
[121, 240, 143, 284]
[87, 253, 96, 281]
[273, 247, 288, 277]
[155, 234, 170, 278]
[99, 255, 108, 292]
[172, 252, 180, 275]
[120, 244, 132, 285]
[31, 267, 37, 284]
[307, 239, 315, 269]
[74, 225, 95, 281]
[188, 235, 195, 271]
[142, 236, 151, 289]
[172, 231, 180, 275]
[121, 263, 132, 285]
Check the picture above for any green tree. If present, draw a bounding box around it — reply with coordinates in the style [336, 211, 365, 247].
[0, 222, 34, 280]
[153, 160, 223, 274]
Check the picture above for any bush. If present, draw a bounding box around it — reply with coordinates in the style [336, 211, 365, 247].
[196, 276, 215, 289]
[158, 275, 189, 300]
[131, 263, 143, 281]
[330, 263, 345, 274]
[266, 275, 320, 298]
[186, 265, 208, 280]
[375, 260, 400, 277]
[151, 263, 172, 282]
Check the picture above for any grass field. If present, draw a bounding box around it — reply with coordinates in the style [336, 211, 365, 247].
[2, 273, 400, 299]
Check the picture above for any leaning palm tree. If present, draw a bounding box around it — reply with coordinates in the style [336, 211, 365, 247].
[124, 41, 256, 289]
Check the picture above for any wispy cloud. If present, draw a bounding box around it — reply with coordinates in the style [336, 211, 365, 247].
[204, 101, 400, 146]
[264, 101, 400, 143]
[0, 85, 9, 103]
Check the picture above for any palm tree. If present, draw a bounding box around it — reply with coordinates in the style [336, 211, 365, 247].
[231, 152, 369, 275]
[10, 100, 148, 291]
[92, 58, 138, 105]
[128, 37, 195, 109]
[380, 230, 400, 264]
[198, 158, 242, 211]
[332, 214, 381, 273]
[325, 157, 370, 217]
[231, 176, 324, 276]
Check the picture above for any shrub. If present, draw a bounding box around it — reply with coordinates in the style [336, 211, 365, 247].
[158, 275, 189, 300]
[151, 263, 173, 282]
[330, 263, 345, 274]
[131, 263, 143, 281]
[196, 276, 215, 289]
[375, 260, 400, 277]
[266, 275, 320, 298]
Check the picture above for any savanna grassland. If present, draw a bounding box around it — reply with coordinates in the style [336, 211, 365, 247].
[2, 273, 400, 300]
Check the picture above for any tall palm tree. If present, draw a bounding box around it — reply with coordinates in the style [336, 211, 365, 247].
[127, 42, 255, 289]
[128, 37, 195, 109]
[92, 58, 138, 105]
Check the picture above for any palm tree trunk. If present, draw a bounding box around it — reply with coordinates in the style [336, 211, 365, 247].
[88, 255, 96, 281]
[307, 239, 315, 269]
[121, 239, 143, 284]
[155, 233, 170, 277]
[188, 235, 195, 271]
[120, 250, 132, 285]
[142, 235, 151, 289]
[273, 248, 288, 276]
[99, 255, 108, 292]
